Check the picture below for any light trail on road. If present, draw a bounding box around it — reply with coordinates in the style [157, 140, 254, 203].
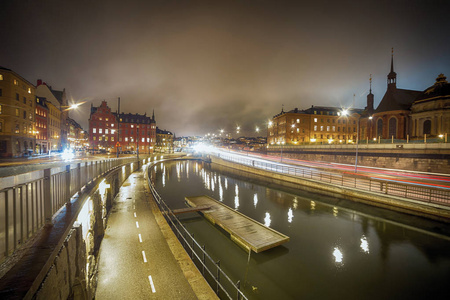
[220, 148, 450, 189]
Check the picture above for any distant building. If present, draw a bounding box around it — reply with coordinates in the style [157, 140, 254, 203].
[268, 106, 362, 145]
[410, 74, 450, 139]
[89, 100, 156, 153]
[360, 52, 450, 141]
[36, 80, 68, 151]
[0, 66, 36, 157]
[67, 117, 85, 149]
[156, 127, 174, 153]
[35, 97, 49, 154]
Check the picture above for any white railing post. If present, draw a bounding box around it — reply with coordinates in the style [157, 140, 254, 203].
[44, 168, 53, 225]
[65, 165, 71, 204]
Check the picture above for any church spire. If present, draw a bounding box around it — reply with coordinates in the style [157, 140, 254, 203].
[387, 48, 397, 89]
[367, 74, 374, 114]
[152, 109, 155, 121]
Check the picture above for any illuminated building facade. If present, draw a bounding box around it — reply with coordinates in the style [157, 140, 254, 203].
[35, 97, 48, 154]
[89, 101, 156, 153]
[268, 106, 362, 145]
[0, 66, 36, 157]
[156, 127, 174, 153]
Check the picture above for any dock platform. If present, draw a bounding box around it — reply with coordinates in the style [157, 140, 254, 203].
[185, 195, 289, 253]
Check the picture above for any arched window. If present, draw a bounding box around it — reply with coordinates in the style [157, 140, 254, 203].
[389, 117, 397, 138]
[423, 120, 431, 135]
[377, 119, 383, 138]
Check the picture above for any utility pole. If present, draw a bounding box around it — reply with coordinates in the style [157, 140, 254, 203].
[116, 97, 120, 158]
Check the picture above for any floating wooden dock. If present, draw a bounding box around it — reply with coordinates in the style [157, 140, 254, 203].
[172, 205, 211, 215]
[185, 195, 289, 253]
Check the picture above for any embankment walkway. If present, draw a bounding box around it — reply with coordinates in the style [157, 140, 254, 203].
[96, 166, 217, 299]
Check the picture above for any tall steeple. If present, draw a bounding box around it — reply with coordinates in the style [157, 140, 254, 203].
[387, 48, 397, 89]
[152, 109, 155, 121]
[367, 74, 374, 113]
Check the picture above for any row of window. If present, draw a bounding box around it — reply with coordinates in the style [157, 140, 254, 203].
[312, 125, 356, 132]
[93, 136, 154, 143]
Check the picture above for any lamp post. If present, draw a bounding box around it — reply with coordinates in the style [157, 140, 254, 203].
[277, 141, 285, 162]
[355, 116, 360, 173]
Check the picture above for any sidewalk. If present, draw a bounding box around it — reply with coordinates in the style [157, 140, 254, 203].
[96, 166, 217, 299]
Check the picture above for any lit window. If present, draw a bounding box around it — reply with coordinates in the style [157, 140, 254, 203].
[297, 119, 300, 123]
[14, 79, 18, 85]
[0, 74, 3, 80]
[99, 128, 103, 134]
[112, 137, 114, 141]
[99, 117, 102, 120]
[131, 125, 134, 128]
[0, 105, 2, 114]
[105, 129, 109, 134]
[314, 118, 318, 122]
[111, 129, 115, 134]
[99, 136, 102, 141]
[125, 137, 128, 142]
[29, 113, 32, 120]
[296, 128, 299, 133]
[320, 126, 324, 131]
[141, 137, 145, 142]
[327, 126, 330, 132]
[28, 88, 31, 94]
[106, 118, 109, 121]
[314, 125, 317, 131]
[111, 123, 114, 127]
[105, 136, 108, 141]
[332, 126, 336, 131]
[16, 108, 19, 117]
[93, 136, 96, 141]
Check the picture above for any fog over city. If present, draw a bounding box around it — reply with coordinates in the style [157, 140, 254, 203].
[1, 0, 449, 136]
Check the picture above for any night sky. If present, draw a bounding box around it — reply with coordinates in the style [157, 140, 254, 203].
[1, 0, 449, 136]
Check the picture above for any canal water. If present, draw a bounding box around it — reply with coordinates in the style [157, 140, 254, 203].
[149, 160, 450, 300]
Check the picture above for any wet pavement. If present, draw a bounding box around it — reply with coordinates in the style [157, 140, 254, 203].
[96, 166, 217, 299]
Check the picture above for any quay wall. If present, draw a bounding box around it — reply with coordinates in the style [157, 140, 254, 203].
[266, 143, 450, 174]
[210, 156, 450, 223]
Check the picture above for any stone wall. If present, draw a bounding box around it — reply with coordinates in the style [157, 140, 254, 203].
[267, 146, 450, 173]
[35, 224, 87, 300]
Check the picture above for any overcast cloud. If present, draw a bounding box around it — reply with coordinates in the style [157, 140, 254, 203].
[1, 0, 449, 136]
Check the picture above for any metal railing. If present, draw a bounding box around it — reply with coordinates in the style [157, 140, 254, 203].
[147, 162, 247, 300]
[0, 157, 137, 262]
[215, 152, 450, 206]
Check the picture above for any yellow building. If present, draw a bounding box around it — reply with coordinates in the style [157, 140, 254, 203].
[268, 106, 362, 145]
[46, 100, 61, 151]
[0, 67, 36, 157]
[156, 127, 174, 153]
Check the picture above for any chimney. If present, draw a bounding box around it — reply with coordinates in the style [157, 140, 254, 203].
[37, 79, 42, 86]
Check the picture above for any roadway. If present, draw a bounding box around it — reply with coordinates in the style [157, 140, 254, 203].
[217, 148, 450, 189]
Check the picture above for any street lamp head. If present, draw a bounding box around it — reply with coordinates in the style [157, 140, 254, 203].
[369, 116, 373, 120]
[342, 109, 349, 116]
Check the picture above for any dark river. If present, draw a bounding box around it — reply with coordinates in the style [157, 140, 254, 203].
[149, 160, 450, 300]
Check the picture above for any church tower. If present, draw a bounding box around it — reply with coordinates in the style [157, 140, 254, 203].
[387, 48, 397, 89]
[367, 74, 374, 114]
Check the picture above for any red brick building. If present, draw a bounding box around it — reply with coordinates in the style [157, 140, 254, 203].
[89, 101, 156, 153]
[35, 96, 48, 153]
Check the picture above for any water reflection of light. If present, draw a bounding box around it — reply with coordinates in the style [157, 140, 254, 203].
[264, 212, 271, 227]
[225, 178, 228, 189]
[333, 247, 343, 263]
[310, 201, 316, 210]
[288, 208, 293, 223]
[176, 163, 181, 180]
[219, 183, 223, 201]
[333, 206, 338, 217]
[293, 197, 298, 210]
[195, 162, 199, 174]
[211, 178, 215, 192]
[360, 236, 369, 253]
[253, 194, 258, 208]
[234, 196, 239, 209]
[186, 163, 189, 179]
[235, 184, 239, 196]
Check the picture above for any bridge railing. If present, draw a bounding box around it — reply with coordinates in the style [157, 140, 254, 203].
[0, 157, 137, 262]
[214, 152, 450, 206]
[147, 161, 248, 300]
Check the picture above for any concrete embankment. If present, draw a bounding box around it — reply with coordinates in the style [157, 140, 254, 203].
[210, 156, 450, 223]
